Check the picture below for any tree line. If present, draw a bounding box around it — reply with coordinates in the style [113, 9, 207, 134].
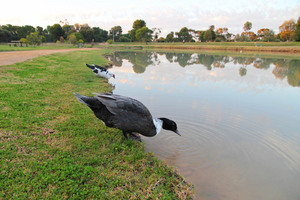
[1, 17, 300, 45]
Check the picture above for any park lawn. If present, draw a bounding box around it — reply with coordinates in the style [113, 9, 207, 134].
[0, 49, 193, 199]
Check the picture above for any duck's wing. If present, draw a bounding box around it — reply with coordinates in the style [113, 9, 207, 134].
[94, 64, 107, 72]
[93, 93, 152, 118]
[94, 93, 156, 134]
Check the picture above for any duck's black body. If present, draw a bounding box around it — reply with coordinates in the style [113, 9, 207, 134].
[74, 92, 180, 139]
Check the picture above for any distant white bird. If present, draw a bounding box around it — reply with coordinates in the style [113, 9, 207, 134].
[74, 92, 181, 140]
[86, 64, 115, 79]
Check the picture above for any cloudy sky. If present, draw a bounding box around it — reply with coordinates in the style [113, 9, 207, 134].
[1, 0, 299, 36]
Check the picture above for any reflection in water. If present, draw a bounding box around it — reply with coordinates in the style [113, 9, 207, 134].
[106, 51, 300, 87]
[106, 51, 300, 200]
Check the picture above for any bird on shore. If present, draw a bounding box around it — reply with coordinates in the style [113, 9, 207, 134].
[86, 64, 115, 79]
[74, 92, 181, 140]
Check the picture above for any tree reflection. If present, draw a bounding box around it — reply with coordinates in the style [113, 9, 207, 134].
[105, 51, 300, 87]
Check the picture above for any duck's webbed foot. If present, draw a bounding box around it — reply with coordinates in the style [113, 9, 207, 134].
[122, 131, 141, 141]
[128, 132, 142, 141]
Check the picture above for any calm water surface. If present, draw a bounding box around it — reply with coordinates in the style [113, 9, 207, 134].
[106, 51, 300, 200]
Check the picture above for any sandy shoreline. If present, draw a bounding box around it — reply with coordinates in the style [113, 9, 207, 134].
[0, 48, 97, 66]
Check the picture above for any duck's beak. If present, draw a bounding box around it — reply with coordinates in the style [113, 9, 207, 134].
[175, 130, 181, 136]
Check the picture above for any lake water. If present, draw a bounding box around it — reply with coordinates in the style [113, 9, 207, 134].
[106, 51, 300, 200]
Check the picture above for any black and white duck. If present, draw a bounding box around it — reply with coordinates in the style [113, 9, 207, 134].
[74, 92, 181, 140]
[86, 64, 115, 79]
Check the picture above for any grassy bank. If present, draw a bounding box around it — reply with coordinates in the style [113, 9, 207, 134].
[0, 49, 193, 199]
[97, 42, 300, 54]
[2, 42, 300, 54]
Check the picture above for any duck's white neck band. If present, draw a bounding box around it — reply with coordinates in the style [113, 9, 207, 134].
[153, 118, 163, 135]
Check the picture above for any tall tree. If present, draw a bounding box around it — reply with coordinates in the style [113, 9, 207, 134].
[279, 19, 296, 41]
[17, 25, 35, 39]
[263, 29, 275, 41]
[133, 19, 146, 30]
[79, 24, 94, 42]
[176, 27, 192, 42]
[130, 19, 147, 42]
[49, 24, 65, 42]
[93, 27, 108, 42]
[110, 26, 122, 42]
[152, 28, 161, 41]
[243, 21, 253, 41]
[166, 32, 174, 42]
[135, 26, 153, 43]
[243, 21, 252, 32]
[0, 28, 12, 42]
[294, 17, 300, 42]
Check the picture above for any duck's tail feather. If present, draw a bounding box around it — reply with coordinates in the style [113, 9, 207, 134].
[74, 92, 90, 106]
[86, 64, 95, 70]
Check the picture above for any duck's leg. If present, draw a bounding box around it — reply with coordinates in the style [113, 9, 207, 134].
[122, 131, 128, 139]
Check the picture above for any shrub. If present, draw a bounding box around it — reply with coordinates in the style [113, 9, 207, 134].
[107, 39, 113, 44]
[119, 36, 130, 42]
[215, 37, 221, 42]
[20, 38, 29, 44]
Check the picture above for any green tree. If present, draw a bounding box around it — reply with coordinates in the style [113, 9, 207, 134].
[295, 17, 300, 42]
[204, 30, 213, 41]
[93, 27, 108, 42]
[243, 21, 252, 32]
[0, 28, 12, 42]
[62, 24, 75, 37]
[166, 32, 174, 42]
[79, 24, 94, 42]
[135, 26, 153, 43]
[263, 29, 275, 41]
[130, 19, 147, 41]
[49, 24, 65, 42]
[67, 32, 83, 45]
[26, 32, 43, 47]
[110, 26, 122, 42]
[133, 19, 146, 30]
[16, 25, 35, 38]
[176, 27, 192, 42]
[1, 24, 18, 40]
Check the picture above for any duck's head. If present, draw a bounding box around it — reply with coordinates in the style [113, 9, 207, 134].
[108, 72, 115, 79]
[159, 118, 181, 136]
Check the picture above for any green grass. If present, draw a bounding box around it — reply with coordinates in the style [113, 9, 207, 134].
[107, 41, 300, 47]
[96, 41, 300, 54]
[0, 49, 193, 199]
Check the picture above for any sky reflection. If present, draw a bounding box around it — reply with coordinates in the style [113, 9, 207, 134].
[107, 51, 300, 200]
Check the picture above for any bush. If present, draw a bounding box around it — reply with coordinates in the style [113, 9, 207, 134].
[107, 39, 113, 44]
[78, 39, 84, 44]
[119, 36, 130, 42]
[20, 38, 29, 44]
[215, 37, 221, 42]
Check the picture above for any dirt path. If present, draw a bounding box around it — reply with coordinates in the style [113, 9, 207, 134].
[0, 48, 97, 66]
